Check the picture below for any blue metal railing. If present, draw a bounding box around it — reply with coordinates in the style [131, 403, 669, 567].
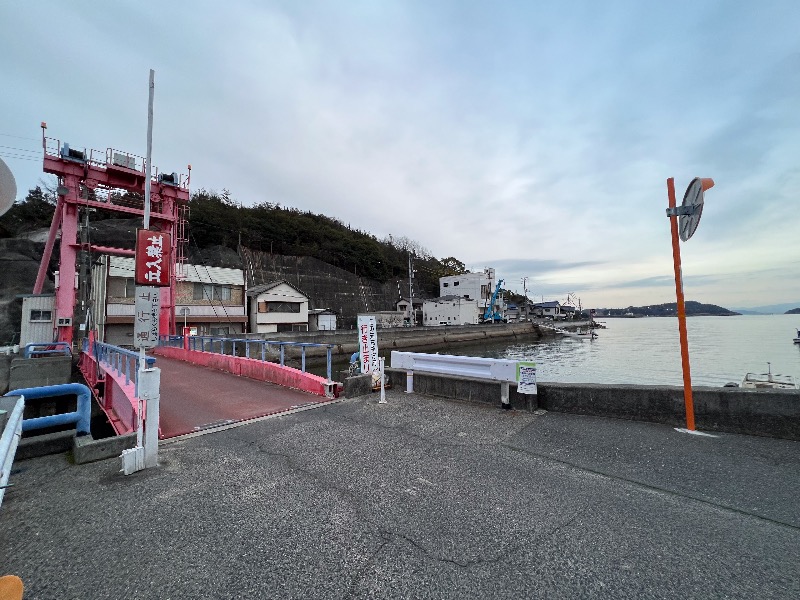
[83, 339, 156, 397]
[23, 342, 72, 358]
[5, 384, 92, 437]
[159, 335, 335, 381]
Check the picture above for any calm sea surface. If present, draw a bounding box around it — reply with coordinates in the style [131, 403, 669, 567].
[432, 315, 800, 387]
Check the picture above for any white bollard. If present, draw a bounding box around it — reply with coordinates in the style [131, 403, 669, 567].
[138, 367, 161, 468]
[379, 357, 387, 404]
[501, 381, 511, 410]
[405, 370, 413, 393]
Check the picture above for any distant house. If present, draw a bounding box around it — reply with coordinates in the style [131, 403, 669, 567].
[532, 301, 562, 320]
[308, 308, 337, 331]
[396, 297, 424, 325]
[247, 280, 309, 334]
[422, 296, 479, 326]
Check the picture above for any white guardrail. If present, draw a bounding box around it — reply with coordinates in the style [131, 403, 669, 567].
[1, 395, 25, 509]
[390, 351, 536, 407]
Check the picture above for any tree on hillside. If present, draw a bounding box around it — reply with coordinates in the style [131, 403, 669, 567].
[0, 186, 57, 238]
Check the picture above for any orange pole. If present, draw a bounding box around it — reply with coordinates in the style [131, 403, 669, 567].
[667, 178, 695, 430]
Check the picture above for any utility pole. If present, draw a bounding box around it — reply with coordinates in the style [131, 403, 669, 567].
[407, 252, 414, 326]
[521, 276, 529, 321]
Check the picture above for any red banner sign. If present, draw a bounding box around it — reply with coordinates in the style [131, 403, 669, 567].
[135, 229, 171, 286]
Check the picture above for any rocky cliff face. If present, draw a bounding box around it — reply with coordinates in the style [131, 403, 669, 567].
[241, 248, 409, 328]
[0, 238, 56, 344]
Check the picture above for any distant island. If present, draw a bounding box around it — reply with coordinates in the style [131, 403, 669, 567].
[786, 308, 800, 314]
[597, 301, 739, 317]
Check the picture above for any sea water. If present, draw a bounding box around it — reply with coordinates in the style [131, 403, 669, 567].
[442, 314, 800, 387]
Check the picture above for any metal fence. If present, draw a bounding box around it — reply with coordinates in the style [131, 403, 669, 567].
[84, 338, 156, 397]
[159, 335, 335, 381]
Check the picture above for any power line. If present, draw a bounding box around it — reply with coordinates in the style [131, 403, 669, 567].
[0, 152, 40, 162]
[0, 133, 39, 142]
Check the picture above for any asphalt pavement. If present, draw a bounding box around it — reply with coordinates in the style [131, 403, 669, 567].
[1, 390, 798, 599]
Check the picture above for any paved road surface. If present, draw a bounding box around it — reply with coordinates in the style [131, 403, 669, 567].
[2, 391, 798, 598]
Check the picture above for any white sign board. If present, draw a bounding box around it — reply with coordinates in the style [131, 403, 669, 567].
[516, 361, 537, 394]
[357, 315, 379, 374]
[134, 286, 160, 348]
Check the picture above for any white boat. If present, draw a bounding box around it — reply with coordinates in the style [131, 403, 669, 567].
[793, 328, 800, 344]
[740, 363, 798, 390]
[574, 328, 598, 340]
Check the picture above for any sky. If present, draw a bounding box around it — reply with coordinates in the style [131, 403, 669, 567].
[1, 0, 799, 310]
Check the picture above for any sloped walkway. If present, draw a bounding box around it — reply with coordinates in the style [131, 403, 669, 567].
[156, 354, 332, 438]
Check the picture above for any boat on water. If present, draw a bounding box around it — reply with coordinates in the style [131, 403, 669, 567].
[793, 328, 800, 344]
[740, 363, 798, 390]
[574, 328, 598, 340]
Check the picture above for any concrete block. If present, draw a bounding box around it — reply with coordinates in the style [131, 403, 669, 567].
[343, 374, 372, 398]
[9, 356, 72, 391]
[73, 432, 138, 465]
[16, 430, 74, 460]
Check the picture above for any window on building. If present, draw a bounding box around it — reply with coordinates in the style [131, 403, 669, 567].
[108, 277, 135, 298]
[262, 301, 301, 313]
[210, 326, 230, 336]
[443, 282, 449, 287]
[194, 283, 232, 301]
[30, 309, 52, 322]
[453, 281, 459, 286]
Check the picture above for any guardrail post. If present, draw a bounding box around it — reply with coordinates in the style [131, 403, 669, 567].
[501, 382, 511, 410]
[406, 370, 413, 393]
[280, 345, 285, 366]
[301, 346, 306, 372]
[245, 340, 250, 359]
[261, 342, 266, 362]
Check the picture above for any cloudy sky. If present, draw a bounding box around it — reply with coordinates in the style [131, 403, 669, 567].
[2, 1, 799, 310]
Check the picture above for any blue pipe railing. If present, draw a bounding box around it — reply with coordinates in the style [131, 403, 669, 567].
[23, 342, 72, 358]
[83, 339, 155, 397]
[159, 335, 335, 381]
[5, 383, 92, 436]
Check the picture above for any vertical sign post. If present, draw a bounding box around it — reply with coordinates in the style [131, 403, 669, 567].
[665, 177, 714, 432]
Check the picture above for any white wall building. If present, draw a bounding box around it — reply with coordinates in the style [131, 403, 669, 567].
[422, 296, 479, 326]
[19, 294, 56, 347]
[308, 309, 337, 331]
[247, 280, 309, 334]
[439, 268, 505, 321]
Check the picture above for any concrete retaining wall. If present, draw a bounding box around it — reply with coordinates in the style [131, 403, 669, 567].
[386, 369, 800, 441]
[234, 321, 543, 361]
[153, 346, 334, 397]
[8, 356, 72, 391]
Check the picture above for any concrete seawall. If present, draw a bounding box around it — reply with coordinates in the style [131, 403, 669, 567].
[238, 321, 544, 361]
[385, 369, 800, 441]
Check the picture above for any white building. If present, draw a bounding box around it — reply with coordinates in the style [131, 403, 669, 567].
[438, 268, 504, 322]
[308, 309, 337, 331]
[422, 296, 479, 326]
[19, 294, 56, 347]
[247, 280, 309, 334]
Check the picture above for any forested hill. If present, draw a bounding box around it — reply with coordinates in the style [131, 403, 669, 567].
[0, 187, 472, 297]
[601, 301, 739, 317]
